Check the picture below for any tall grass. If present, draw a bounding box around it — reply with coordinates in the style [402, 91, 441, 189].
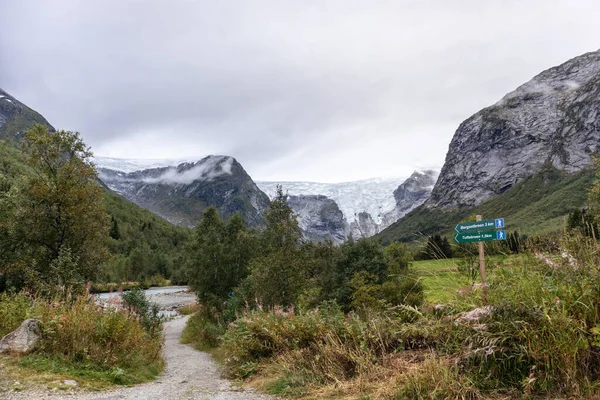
[0, 291, 164, 385]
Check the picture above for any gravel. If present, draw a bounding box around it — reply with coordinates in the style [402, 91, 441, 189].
[4, 315, 276, 400]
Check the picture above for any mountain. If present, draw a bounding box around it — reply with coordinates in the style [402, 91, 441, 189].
[0, 88, 55, 141]
[287, 195, 348, 243]
[379, 49, 600, 243]
[258, 172, 437, 241]
[382, 170, 438, 225]
[428, 49, 600, 209]
[94, 156, 270, 227]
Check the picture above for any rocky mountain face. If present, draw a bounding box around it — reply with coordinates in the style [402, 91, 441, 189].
[0, 88, 54, 140]
[287, 195, 348, 243]
[95, 156, 270, 228]
[259, 171, 438, 242]
[382, 170, 438, 225]
[428, 49, 600, 209]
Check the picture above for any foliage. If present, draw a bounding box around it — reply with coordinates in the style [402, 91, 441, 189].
[122, 287, 162, 336]
[0, 134, 190, 292]
[181, 307, 227, 350]
[242, 186, 306, 308]
[0, 126, 109, 291]
[100, 190, 190, 285]
[0, 291, 32, 337]
[415, 234, 453, 260]
[186, 207, 255, 313]
[0, 292, 163, 385]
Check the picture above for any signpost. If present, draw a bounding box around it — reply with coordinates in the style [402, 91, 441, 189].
[454, 218, 504, 234]
[454, 215, 507, 303]
[454, 230, 506, 243]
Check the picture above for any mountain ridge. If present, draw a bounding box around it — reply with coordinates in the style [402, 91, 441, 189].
[0, 88, 55, 141]
[427, 49, 600, 210]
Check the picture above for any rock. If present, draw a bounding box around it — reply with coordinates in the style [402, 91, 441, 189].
[0, 319, 42, 354]
[63, 380, 78, 387]
[455, 306, 493, 324]
[382, 170, 438, 226]
[287, 194, 348, 243]
[427, 49, 600, 209]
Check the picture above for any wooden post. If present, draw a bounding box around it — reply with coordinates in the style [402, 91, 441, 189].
[476, 215, 487, 303]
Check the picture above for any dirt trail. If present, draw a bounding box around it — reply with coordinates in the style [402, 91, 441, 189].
[6, 316, 274, 400]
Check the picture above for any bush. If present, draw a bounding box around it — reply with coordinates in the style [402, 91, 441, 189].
[220, 304, 448, 380]
[0, 291, 33, 337]
[0, 292, 164, 385]
[122, 287, 162, 336]
[181, 307, 226, 350]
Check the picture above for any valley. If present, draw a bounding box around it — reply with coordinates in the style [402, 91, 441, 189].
[1, 15, 600, 400]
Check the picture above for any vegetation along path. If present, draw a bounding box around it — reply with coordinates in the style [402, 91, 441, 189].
[8, 316, 275, 400]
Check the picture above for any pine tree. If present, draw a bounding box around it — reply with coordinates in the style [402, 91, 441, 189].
[109, 216, 121, 240]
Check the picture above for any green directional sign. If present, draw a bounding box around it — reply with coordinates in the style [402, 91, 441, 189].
[454, 230, 507, 243]
[454, 218, 504, 233]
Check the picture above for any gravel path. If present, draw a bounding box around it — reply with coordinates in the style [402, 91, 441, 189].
[6, 316, 275, 400]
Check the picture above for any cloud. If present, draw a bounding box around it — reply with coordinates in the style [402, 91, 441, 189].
[143, 156, 234, 185]
[2, 1, 600, 182]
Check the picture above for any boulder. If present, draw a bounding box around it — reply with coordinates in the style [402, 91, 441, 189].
[0, 319, 42, 354]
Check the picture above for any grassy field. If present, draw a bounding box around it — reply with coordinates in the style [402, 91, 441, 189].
[412, 258, 467, 303]
[413, 254, 527, 303]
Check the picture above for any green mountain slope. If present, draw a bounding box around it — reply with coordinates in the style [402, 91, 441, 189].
[0, 88, 55, 141]
[377, 165, 596, 244]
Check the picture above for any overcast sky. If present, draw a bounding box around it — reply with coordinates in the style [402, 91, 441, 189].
[2, 1, 600, 182]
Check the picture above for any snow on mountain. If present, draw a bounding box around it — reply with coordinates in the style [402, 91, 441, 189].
[92, 156, 206, 174]
[256, 177, 408, 225]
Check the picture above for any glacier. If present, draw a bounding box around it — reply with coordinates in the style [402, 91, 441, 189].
[256, 177, 408, 226]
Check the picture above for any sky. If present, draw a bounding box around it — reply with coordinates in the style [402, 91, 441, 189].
[1, 1, 600, 183]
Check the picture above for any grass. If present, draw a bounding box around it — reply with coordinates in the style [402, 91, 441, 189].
[412, 259, 467, 303]
[0, 291, 164, 389]
[412, 254, 525, 303]
[177, 302, 200, 316]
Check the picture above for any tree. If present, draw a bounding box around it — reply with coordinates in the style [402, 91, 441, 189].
[417, 235, 453, 260]
[243, 186, 306, 308]
[2, 125, 109, 289]
[324, 238, 387, 311]
[187, 207, 227, 310]
[186, 207, 256, 313]
[109, 215, 121, 240]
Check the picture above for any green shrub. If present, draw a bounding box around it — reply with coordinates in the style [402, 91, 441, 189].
[220, 304, 450, 380]
[0, 291, 34, 337]
[181, 310, 226, 350]
[122, 287, 162, 335]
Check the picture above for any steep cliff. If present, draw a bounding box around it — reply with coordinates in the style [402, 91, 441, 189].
[287, 195, 348, 243]
[428, 49, 600, 209]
